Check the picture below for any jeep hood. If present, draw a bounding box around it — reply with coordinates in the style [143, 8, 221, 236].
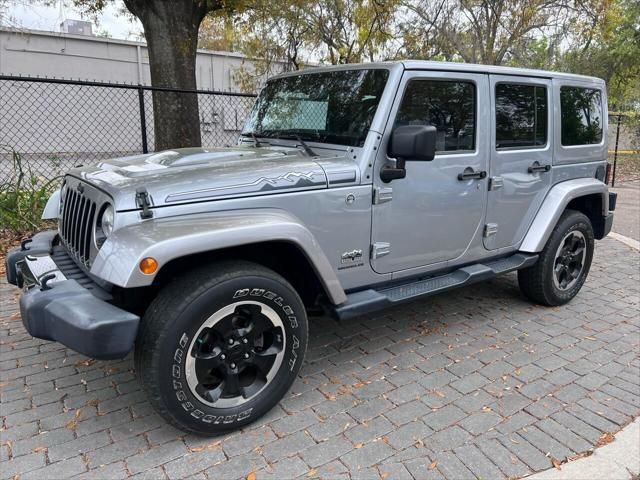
[72, 146, 356, 211]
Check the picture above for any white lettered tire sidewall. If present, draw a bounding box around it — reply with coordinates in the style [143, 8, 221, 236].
[136, 263, 308, 436]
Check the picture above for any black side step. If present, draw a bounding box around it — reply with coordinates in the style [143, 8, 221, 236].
[332, 253, 538, 320]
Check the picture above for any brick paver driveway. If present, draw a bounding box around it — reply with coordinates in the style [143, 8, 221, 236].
[1, 237, 639, 480]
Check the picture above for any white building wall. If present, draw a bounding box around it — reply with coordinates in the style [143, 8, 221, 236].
[0, 28, 277, 178]
[0, 28, 281, 92]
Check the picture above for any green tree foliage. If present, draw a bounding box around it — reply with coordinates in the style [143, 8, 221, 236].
[398, 0, 567, 65]
[557, 0, 640, 109]
[199, 0, 400, 91]
[203, 0, 638, 108]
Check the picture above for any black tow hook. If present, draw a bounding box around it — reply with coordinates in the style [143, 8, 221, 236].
[40, 273, 57, 291]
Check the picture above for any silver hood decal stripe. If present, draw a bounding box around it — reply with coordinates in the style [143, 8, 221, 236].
[165, 171, 326, 203]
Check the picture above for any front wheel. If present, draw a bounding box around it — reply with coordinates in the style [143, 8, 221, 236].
[518, 209, 595, 306]
[135, 261, 308, 436]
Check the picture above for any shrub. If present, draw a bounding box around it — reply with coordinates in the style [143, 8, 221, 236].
[0, 145, 60, 235]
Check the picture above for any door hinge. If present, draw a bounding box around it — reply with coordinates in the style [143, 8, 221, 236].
[371, 242, 391, 259]
[373, 187, 393, 205]
[489, 177, 504, 191]
[484, 223, 498, 237]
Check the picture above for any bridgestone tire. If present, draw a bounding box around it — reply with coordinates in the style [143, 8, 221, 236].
[518, 209, 594, 306]
[135, 261, 308, 436]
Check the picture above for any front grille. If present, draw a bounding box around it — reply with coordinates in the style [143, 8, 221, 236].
[51, 245, 112, 301]
[60, 184, 97, 267]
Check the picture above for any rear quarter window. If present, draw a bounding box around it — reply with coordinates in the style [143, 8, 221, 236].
[560, 87, 603, 146]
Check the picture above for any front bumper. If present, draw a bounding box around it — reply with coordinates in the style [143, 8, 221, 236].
[5, 231, 140, 360]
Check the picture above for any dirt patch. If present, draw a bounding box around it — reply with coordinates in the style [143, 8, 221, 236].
[610, 152, 640, 184]
[0, 229, 31, 273]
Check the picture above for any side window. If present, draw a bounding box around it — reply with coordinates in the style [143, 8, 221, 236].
[560, 87, 603, 146]
[495, 83, 547, 149]
[394, 79, 476, 152]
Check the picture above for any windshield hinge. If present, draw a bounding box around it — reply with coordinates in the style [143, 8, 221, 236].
[135, 188, 154, 219]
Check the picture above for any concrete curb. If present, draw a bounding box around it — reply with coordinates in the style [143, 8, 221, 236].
[609, 232, 640, 251]
[525, 418, 640, 480]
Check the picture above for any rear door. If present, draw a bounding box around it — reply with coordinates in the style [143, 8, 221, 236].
[484, 75, 553, 250]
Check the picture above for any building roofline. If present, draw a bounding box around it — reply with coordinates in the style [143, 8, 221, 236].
[0, 27, 249, 59]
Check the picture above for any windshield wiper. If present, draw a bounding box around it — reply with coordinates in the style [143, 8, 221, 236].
[274, 134, 317, 157]
[240, 132, 267, 148]
[295, 135, 318, 157]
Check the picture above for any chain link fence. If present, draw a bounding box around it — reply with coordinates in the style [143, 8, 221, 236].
[0, 76, 257, 183]
[1, 75, 638, 186]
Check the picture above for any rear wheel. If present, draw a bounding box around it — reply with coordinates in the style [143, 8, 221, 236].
[518, 210, 594, 306]
[135, 261, 308, 436]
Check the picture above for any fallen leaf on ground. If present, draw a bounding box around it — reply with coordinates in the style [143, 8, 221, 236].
[307, 468, 318, 477]
[428, 461, 438, 470]
[551, 458, 562, 470]
[65, 419, 78, 430]
[568, 451, 593, 461]
[32, 446, 48, 453]
[75, 358, 96, 367]
[596, 432, 615, 447]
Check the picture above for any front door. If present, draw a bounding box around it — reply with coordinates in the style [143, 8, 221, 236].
[484, 75, 553, 250]
[371, 71, 490, 274]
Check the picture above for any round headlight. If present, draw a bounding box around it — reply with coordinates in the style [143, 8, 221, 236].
[100, 204, 114, 237]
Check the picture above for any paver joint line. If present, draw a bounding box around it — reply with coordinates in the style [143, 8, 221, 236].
[0, 236, 638, 479]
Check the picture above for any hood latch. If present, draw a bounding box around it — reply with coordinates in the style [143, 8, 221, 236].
[135, 188, 154, 219]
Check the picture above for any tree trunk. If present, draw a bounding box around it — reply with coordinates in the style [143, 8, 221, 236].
[124, 1, 213, 151]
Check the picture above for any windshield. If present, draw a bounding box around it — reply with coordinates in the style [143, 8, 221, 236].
[243, 69, 389, 147]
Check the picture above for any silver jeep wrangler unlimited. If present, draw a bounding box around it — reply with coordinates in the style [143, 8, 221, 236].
[7, 61, 616, 435]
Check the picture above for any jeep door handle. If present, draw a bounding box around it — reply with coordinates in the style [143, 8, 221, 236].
[528, 163, 551, 173]
[457, 168, 487, 181]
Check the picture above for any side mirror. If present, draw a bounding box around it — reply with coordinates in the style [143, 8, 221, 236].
[381, 125, 437, 183]
[389, 125, 437, 162]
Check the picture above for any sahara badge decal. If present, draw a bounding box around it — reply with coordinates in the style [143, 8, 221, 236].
[339, 249, 364, 270]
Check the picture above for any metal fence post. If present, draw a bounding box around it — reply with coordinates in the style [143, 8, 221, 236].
[611, 113, 622, 187]
[138, 85, 149, 154]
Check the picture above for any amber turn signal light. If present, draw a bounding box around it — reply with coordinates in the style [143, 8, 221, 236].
[139, 257, 158, 275]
